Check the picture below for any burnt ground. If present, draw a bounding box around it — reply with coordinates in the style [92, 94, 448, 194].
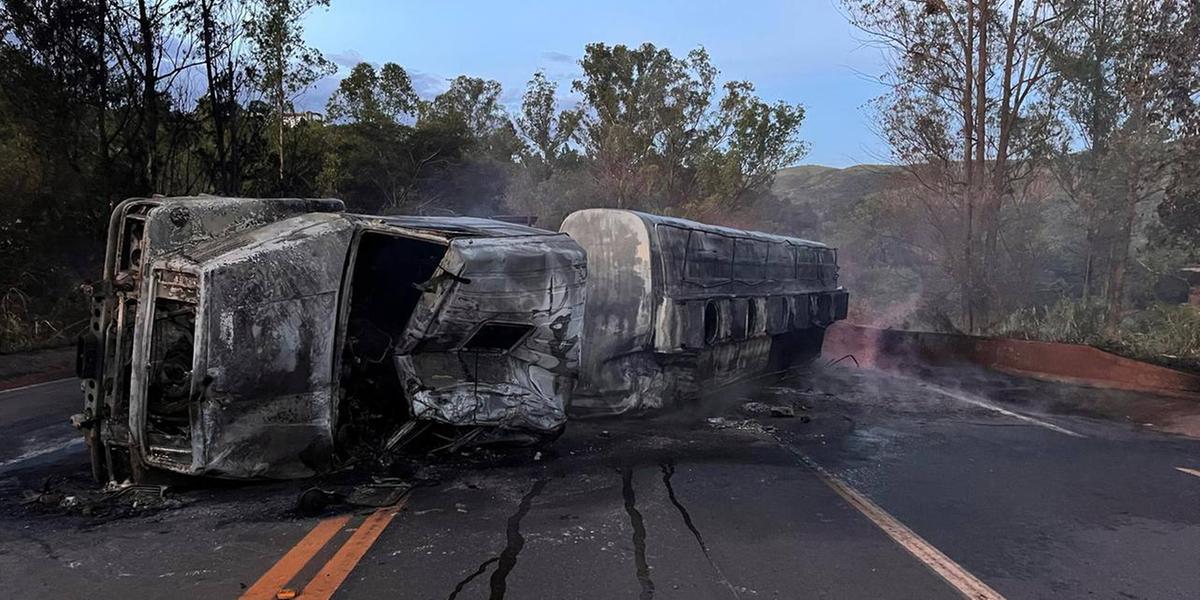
[1, 365, 1199, 599]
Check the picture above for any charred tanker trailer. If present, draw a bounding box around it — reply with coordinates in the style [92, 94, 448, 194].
[561, 209, 848, 415]
[76, 197, 846, 482]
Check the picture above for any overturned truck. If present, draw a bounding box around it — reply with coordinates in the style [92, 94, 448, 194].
[76, 197, 846, 481]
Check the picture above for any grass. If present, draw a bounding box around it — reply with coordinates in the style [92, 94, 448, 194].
[996, 298, 1200, 373]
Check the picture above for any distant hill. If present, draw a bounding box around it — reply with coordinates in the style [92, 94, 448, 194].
[758, 163, 902, 240]
[772, 163, 900, 209]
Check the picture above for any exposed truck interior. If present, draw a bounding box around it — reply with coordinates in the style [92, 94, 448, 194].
[143, 297, 197, 469]
[337, 231, 448, 458]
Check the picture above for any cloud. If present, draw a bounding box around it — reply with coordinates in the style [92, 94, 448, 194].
[410, 71, 448, 99]
[294, 74, 341, 113]
[539, 51, 575, 64]
[329, 49, 366, 68]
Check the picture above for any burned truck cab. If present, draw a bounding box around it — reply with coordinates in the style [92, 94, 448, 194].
[77, 197, 346, 482]
[78, 198, 586, 481]
[560, 209, 849, 414]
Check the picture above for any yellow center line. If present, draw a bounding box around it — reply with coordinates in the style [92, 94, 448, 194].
[239, 514, 351, 600]
[300, 500, 407, 600]
[1176, 467, 1200, 479]
[772, 437, 1006, 600]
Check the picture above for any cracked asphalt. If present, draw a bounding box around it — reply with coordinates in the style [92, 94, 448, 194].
[1, 364, 1199, 599]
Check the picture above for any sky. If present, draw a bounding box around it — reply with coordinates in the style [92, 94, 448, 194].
[301, 0, 892, 168]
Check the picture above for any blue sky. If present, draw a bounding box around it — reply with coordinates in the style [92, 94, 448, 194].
[301, 0, 890, 168]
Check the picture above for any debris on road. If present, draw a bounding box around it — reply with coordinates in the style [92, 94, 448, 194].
[770, 405, 796, 418]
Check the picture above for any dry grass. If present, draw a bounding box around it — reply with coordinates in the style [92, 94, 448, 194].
[996, 299, 1200, 373]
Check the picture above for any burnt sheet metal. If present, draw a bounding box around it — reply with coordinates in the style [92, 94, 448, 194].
[391, 233, 587, 434]
[81, 198, 587, 481]
[79, 197, 345, 483]
[138, 213, 356, 478]
[560, 208, 848, 415]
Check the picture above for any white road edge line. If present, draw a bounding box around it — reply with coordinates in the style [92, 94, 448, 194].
[0, 377, 75, 396]
[773, 438, 1007, 600]
[1176, 467, 1200, 479]
[0, 437, 85, 471]
[925, 384, 1086, 439]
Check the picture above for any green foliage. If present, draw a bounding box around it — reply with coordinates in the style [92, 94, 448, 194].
[515, 71, 580, 175]
[245, 0, 334, 104]
[326, 62, 420, 125]
[997, 298, 1111, 346]
[423, 76, 522, 162]
[996, 298, 1200, 372]
[570, 42, 806, 215]
[1115, 304, 1200, 370]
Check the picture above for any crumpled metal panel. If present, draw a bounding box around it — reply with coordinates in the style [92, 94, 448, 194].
[143, 197, 345, 263]
[394, 234, 587, 433]
[134, 213, 355, 478]
[82, 197, 346, 483]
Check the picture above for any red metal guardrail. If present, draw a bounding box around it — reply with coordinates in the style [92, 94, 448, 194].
[822, 323, 1200, 399]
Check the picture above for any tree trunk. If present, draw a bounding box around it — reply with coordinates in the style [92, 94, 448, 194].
[136, 0, 159, 194]
[96, 0, 109, 200]
[226, 52, 242, 194]
[1082, 221, 1096, 302]
[275, 14, 286, 191]
[200, 0, 228, 193]
[971, 0, 990, 331]
[1103, 179, 1138, 335]
[962, 0, 977, 332]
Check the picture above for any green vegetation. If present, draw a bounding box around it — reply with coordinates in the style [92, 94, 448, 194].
[996, 300, 1200, 371]
[825, 0, 1200, 370]
[0, 1, 806, 352]
[1, 0, 1196, 373]
[770, 161, 1199, 370]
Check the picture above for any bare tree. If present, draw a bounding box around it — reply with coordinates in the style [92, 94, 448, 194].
[845, 0, 1067, 331]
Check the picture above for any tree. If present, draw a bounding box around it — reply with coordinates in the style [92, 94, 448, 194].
[322, 61, 434, 212]
[515, 71, 580, 178]
[246, 0, 333, 189]
[1157, 0, 1200, 240]
[1047, 0, 1187, 333]
[694, 80, 807, 217]
[326, 62, 420, 125]
[845, 0, 1067, 331]
[186, 0, 254, 194]
[569, 42, 806, 216]
[423, 75, 521, 160]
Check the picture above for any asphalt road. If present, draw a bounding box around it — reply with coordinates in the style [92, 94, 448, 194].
[1, 366, 1198, 600]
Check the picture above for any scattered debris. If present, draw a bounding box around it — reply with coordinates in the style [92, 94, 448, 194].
[740, 401, 773, 416]
[770, 405, 796, 418]
[21, 479, 178, 517]
[298, 478, 411, 514]
[297, 488, 345, 514]
[705, 417, 776, 434]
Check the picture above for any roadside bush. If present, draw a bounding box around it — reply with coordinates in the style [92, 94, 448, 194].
[1111, 304, 1200, 372]
[995, 298, 1109, 345]
[996, 298, 1200, 372]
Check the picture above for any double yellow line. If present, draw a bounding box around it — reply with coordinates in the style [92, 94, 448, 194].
[239, 500, 406, 600]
